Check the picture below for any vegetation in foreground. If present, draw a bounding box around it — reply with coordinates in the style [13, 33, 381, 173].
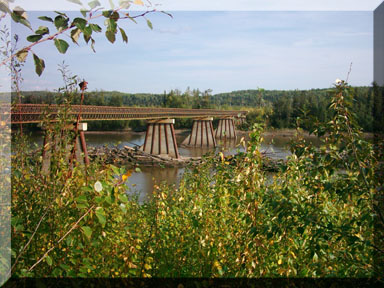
[9, 80, 383, 277]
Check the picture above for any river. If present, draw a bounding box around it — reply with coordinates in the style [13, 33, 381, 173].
[25, 129, 320, 202]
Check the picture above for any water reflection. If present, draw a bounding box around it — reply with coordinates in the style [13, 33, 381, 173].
[22, 130, 304, 200]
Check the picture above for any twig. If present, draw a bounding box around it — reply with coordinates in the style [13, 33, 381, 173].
[9, 208, 49, 276]
[28, 205, 95, 272]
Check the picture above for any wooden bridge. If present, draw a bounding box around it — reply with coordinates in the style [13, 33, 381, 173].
[4, 104, 248, 168]
[4, 104, 247, 124]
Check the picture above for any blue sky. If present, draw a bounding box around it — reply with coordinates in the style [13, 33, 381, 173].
[12, 10, 373, 94]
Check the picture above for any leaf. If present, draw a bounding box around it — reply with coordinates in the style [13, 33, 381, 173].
[11, 11, 32, 30]
[80, 8, 88, 17]
[105, 18, 117, 32]
[102, 10, 113, 18]
[105, 30, 115, 43]
[83, 32, 91, 44]
[119, 27, 128, 43]
[146, 19, 153, 30]
[35, 26, 49, 35]
[26, 34, 43, 42]
[32, 54, 45, 76]
[54, 38, 69, 54]
[67, 0, 83, 5]
[90, 23, 102, 32]
[83, 25, 92, 37]
[133, 0, 144, 5]
[16, 49, 28, 62]
[160, 11, 173, 19]
[88, 0, 101, 9]
[70, 28, 82, 44]
[109, 0, 115, 9]
[81, 226, 92, 240]
[38, 16, 54, 22]
[72, 17, 87, 30]
[90, 38, 96, 52]
[54, 15, 69, 30]
[95, 207, 106, 227]
[119, 0, 131, 9]
[46, 255, 53, 266]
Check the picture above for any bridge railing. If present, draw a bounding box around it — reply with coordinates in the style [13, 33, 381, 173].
[2, 104, 248, 124]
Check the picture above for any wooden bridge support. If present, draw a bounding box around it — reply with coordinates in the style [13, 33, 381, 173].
[140, 119, 179, 159]
[215, 117, 237, 140]
[182, 117, 216, 148]
[42, 123, 89, 174]
[235, 115, 246, 126]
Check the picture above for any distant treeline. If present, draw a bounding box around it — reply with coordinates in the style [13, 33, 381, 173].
[10, 84, 384, 133]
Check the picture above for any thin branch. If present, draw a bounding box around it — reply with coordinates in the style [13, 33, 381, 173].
[10, 208, 49, 275]
[0, 8, 159, 67]
[28, 205, 95, 272]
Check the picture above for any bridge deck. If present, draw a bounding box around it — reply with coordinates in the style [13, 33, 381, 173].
[2, 104, 247, 124]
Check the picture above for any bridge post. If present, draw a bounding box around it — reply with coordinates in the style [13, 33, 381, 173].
[140, 119, 179, 159]
[215, 117, 237, 139]
[42, 122, 89, 174]
[182, 117, 216, 147]
[215, 117, 237, 140]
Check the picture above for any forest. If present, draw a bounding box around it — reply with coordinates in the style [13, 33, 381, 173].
[10, 84, 384, 133]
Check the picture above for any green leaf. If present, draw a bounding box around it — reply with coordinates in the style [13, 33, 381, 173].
[90, 38, 96, 52]
[135, 167, 141, 172]
[102, 10, 113, 18]
[110, 11, 120, 21]
[72, 17, 87, 30]
[32, 53, 45, 76]
[67, 0, 83, 5]
[16, 49, 28, 62]
[90, 23, 102, 32]
[119, 27, 128, 43]
[54, 11, 68, 17]
[26, 34, 43, 43]
[83, 32, 91, 44]
[105, 30, 116, 43]
[81, 226, 92, 240]
[35, 26, 49, 35]
[11, 11, 32, 30]
[95, 207, 106, 227]
[54, 15, 69, 30]
[80, 8, 88, 17]
[146, 19, 153, 30]
[54, 38, 69, 54]
[38, 16, 53, 22]
[88, 0, 101, 9]
[46, 255, 53, 266]
[70, 28, 82, 44]
[105, 18, 117, 32]
[83, 25, 92, 37]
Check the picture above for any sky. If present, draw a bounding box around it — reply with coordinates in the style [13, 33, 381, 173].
[2, 0, 381, 94]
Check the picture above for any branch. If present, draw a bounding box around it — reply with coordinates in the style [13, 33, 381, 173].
[0, 8, 160, 67]
[10, 208, 49, 275]
[27, 205, 95, 272]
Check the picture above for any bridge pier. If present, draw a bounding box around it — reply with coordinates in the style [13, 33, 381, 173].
[42, 122, 89, 174]
[140, 119, 179, 159]
[235, 115, 246, 126]
[182, 117, 216, 147]
[215, 117, 237, 140]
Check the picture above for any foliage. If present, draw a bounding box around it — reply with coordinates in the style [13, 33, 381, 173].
[11, 80, 383, 277]
[9, 85, 379, 133]
[0, 0, 170, 75]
